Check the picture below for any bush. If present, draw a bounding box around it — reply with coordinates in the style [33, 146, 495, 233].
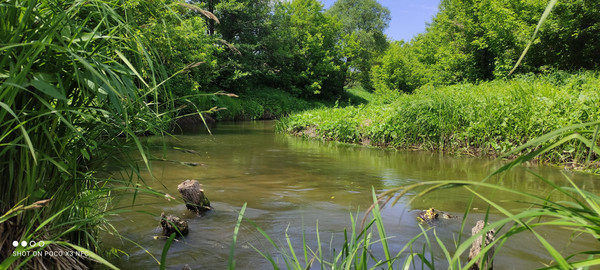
[278, 72, 600, 165]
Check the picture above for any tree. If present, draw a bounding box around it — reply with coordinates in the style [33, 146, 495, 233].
[371, 41, 428, 93]
[327, 0, 391, 89]
[212, 0, 273, 92]
[263, 0, 346, 99]
[370, 0, 600, 93]
[130, 0, 221, 109]
[190, 0, 218, 35]
[529, 0, 600, 70]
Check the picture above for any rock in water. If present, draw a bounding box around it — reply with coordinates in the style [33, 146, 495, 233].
[417, 208, 458, 225]
[178, 179, 211, 214]
[160, 212, 189, 236]
[468, 220, 495, 270]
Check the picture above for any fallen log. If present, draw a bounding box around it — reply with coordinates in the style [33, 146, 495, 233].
[160, 212, 189, 236]
[468, 220, 495, 270]
[177, 180, 211, 214]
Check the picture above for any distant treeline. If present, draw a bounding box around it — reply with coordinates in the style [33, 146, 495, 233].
[132, 0, 600, 118]
[372, 0, 600, 93]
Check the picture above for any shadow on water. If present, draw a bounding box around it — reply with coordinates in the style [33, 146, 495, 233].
[101, 121, 600, 269]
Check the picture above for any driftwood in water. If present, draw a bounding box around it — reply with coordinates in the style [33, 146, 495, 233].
[160, 212, 189, 236]
[178, 179, 211, 214]
[468, 220, 495, 270]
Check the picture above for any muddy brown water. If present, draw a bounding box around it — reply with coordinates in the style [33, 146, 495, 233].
[101, 121, 599, 269]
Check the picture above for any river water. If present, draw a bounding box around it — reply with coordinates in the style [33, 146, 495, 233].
[102, 121, 599, 269]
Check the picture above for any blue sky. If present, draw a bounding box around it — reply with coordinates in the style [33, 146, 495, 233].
[320, 0, 441, 42]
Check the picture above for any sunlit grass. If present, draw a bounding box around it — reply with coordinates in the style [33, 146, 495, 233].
[277, 72, 600, 168]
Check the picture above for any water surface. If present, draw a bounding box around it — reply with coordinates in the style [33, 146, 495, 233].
[102, 121, 599, 269]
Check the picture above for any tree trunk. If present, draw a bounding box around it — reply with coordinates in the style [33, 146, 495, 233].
[468, 220, 495, 270]
[177, 179, 211, 214]
[160, 212, 189, 236]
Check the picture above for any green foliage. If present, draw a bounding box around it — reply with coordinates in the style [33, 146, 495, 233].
[278, 72, 600, 166]
[529, 0, 600, 71]
[327, 0, 391, 89]
[372, 0, 600, 91]
[0, 0, 180, 268]
[195, 88, 323, 121]
[212, 0, 273, 91]
[129, 0, 221, 98]
[262, 0, 346, 99]
[371, 41, 428, 93]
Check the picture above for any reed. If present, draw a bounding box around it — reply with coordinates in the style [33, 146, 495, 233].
[0, 0, 182, 268]
[246, 200, 394, 269]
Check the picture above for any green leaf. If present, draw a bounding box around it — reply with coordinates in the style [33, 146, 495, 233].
[0, 102, 37, 164]
[228, 203, 247, 270]
[58, 242, 119, 270]
[30, 80, 66, 100]
[160, 233, 176, 270]
[509, 0, 559, 75]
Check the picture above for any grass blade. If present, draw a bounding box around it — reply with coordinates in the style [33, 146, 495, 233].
[159, 233, 176, 270]
[228, 203, 247, 270]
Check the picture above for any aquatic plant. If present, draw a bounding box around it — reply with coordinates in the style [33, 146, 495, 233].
[245, 192, 402, 269]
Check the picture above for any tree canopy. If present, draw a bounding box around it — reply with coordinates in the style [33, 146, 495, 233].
[372, 0, 600, 93]
[124, 0, 600, 100]
[327, 0, 391, 89]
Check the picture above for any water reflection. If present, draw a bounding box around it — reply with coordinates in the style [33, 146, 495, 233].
[102, 121, 599, 269]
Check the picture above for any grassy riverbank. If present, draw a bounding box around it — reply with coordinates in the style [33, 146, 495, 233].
[180, 87, 370, 122]
[277, 72, 600, 169]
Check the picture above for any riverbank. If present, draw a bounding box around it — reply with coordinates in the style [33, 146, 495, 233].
[276, 72, 600, 171]
[174, 87, 370, 125]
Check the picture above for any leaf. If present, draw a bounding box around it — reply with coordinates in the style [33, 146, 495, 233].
[509, 0, 559, 75]
[228, 203, 247, 270]
[0, 102, 36, 164]
[58, 241, 119, 270]
[30, 80, 66, 100]
[159, 233, 176, 270]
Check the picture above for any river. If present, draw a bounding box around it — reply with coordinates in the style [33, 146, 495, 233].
[101, 121, 599, 269]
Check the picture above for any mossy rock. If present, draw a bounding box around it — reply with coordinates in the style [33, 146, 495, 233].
[417, 208, 459, 225]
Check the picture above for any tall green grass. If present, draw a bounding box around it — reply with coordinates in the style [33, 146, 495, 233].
[0, 0, 186, 268]
[277, 72, 600, 169]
